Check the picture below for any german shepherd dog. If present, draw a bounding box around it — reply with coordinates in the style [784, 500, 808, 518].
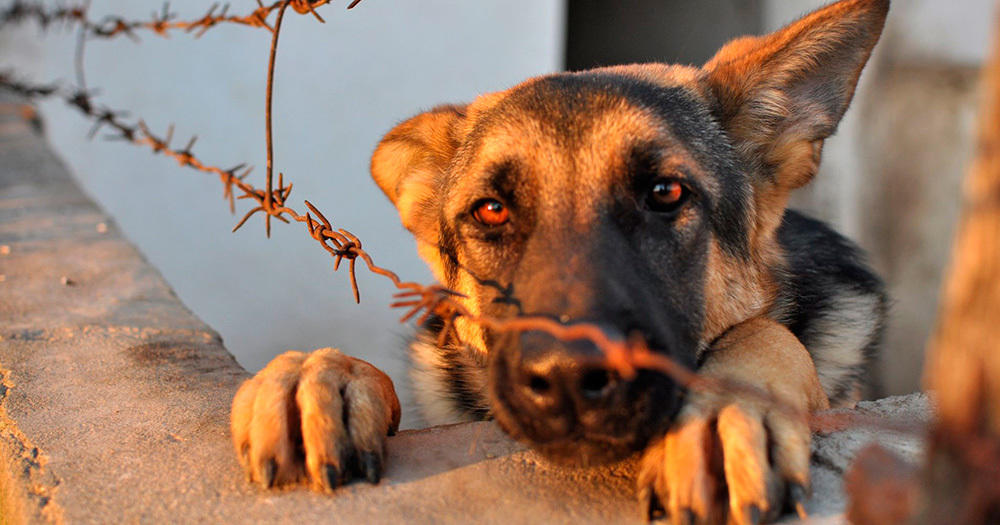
[231, 0, 890, 522]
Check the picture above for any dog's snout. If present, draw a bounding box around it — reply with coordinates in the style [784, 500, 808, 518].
[490, 328, 687, 464]
[497, 331, 634, 442]
[515, 350, 621, 412]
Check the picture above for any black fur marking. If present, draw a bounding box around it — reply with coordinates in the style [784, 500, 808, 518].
[486, 160, 521, 202]
[775, 210, 888, 402]
[437, 222, 461, 286]
[439, 344, 491, 420]
[418, 316, 492, 421]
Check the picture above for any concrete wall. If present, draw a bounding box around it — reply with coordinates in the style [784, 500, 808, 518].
[0, 0, 565, 428]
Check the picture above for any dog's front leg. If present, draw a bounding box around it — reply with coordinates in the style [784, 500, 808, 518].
[638, 318, 830, 524]
[230, 348, 401, 491]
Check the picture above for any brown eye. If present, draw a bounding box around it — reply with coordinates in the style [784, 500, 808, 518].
[647, 178, 689, 213]
[473, 199, 509, 226]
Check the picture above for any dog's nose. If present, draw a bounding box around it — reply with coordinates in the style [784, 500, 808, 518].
[508, 334, 625, 436]
[518, 357, 619, 409]
[490, 328, 686, 461]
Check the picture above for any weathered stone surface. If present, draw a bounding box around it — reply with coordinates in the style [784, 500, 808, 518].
[0, 92, 931, 524]
[801, 394, 932, 521]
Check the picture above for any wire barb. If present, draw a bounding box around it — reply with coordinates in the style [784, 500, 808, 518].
[0, 0, 357, 40]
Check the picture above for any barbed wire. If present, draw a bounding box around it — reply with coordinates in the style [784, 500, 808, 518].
[0, 0, 361, 40]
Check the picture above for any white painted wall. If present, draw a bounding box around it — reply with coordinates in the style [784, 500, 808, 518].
[0, 0, 565, 427]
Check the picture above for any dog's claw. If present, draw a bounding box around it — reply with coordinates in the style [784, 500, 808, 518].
[670, 509, 695, 525]
[747, 504, 762, 525]
[323, 464, 341, 492]
[641, 486, 664, 522]
[260, 458, 277, 489]
[789, 483, 809, 519]
[359, 451, 382, 484]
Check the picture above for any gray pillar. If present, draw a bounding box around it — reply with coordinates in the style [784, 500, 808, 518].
[566, 0, 763, 70]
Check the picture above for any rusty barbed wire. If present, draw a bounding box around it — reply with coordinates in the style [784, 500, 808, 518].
[73, 0, 91, 90]
[0, 1, 924, 454]
[0, 0, 362, 40]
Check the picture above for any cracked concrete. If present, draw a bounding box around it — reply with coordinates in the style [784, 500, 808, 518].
[0, 92, 932, 524]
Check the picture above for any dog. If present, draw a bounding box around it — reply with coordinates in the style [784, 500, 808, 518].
[230, 0, 890, 522]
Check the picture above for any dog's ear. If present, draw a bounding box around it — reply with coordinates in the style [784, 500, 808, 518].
[704, 0, 888, 193]
[371, 104, 467, 245]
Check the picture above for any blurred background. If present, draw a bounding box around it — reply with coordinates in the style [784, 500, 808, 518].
[0, 0, 995, 426]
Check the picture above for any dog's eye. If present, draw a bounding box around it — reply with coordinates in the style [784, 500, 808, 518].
[472, 199, 510, 226]
[647, 178, 690, 214]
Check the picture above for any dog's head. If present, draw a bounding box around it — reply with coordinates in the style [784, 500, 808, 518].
[371, 0, 887, 464]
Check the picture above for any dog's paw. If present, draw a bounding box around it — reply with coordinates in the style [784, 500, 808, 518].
[638, 394, 810, 524]
[637, 318, 828, 524]
[230, 348, 401, 491]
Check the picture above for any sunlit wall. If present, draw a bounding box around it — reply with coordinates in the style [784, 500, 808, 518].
[0, 0, 565, 427]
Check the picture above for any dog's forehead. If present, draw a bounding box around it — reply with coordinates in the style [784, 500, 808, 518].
[458, 71, 733, 188]
[446, 69, 750, 250]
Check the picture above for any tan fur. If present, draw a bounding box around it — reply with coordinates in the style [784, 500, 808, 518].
[230, 348, 399, 490]
[371, 105, 467, 247]
[451, 272, 489, 354]
[297, 350, 351, 490]
[701, 239, 783, 349]
[245, 351, 307, 486]
[639, 413, 721, 523]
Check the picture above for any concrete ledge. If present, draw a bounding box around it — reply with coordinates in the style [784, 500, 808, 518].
[0, 92, 931, 524]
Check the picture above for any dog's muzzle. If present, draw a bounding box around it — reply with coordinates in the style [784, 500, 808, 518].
[489, 329, 684, 465]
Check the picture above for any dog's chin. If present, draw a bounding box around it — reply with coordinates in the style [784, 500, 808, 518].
[525, 437, 640, 467]
[492, 408, 645, 467]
